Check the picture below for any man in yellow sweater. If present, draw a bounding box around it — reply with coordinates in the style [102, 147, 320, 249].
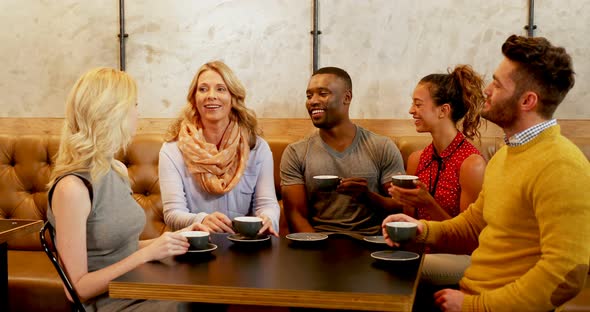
[383, 35, 590, 311]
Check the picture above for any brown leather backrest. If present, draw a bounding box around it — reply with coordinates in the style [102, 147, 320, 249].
[0, 134, 168, 250]
[393, 136, 431, 167]
[267, 138, 292, 200]
[0, 134, 59, 250]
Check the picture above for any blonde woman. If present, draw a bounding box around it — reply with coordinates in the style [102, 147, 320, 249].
[160, 61, 279, 236]
[47, 68, 208, 311]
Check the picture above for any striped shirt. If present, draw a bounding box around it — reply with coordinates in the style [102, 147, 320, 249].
[505, 119, 557, 147]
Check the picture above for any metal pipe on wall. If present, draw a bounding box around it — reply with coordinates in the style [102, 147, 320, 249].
[311, 0, 321, 73]
[118, 0, 128, 71]
[114, 1, 540, 72]
[525, 0, 536, 37]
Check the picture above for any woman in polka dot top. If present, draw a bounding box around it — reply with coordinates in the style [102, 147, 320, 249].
[390, 65, 486, 222]
[388, 64, 487, 286]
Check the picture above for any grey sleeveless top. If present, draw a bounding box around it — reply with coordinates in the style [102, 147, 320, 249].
[47, 165, 145, 273]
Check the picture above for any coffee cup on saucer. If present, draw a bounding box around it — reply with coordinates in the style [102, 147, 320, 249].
[232, 216, 263, 237]
[180, 231, 210, 250]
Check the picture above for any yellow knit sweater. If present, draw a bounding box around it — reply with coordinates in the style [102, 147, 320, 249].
[421, 126, 590, 311]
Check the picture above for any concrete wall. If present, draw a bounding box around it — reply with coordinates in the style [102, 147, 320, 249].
[1, 0, 588, 118]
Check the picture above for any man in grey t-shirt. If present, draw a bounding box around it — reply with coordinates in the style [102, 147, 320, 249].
[280, 67, 404, 235]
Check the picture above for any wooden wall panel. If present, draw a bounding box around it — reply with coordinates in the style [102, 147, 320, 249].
[0, 118, 587, 141]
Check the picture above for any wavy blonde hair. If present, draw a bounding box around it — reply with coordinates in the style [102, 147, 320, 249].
[49, 67, 138, 186]
[165, 61, 260, 148]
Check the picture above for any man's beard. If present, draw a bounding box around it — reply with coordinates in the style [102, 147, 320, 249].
[482, 93, 520, 129]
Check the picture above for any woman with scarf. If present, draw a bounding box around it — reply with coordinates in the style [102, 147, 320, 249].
[160, 61, 279, 236]
[387, 65, 486, 286]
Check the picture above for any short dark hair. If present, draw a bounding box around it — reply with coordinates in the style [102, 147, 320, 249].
[501, 35, 575, 118]
[313, 67, 352, 91]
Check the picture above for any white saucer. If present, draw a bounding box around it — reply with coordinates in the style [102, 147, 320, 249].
[363, 235, 387, 244]
[227, 234, 271, 243]
[370, 250, 419, 261]
[186, 243, 217, 253]
[286, 232, 329, 242]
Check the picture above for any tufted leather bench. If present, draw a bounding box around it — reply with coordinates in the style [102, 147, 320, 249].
[0, 134, 170, 311]
[0, 134, 66, 311]
[1, 131, 588, 311]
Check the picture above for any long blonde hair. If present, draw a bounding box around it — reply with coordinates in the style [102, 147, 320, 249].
[49, 67, 138, 186]
[165, 61, 260, 148]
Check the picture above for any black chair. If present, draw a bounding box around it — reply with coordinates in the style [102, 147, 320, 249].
[40, 221, 86, 312]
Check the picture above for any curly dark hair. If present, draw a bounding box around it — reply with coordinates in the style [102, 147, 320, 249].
[419, 65, 485, 140]
[502, 35, 575, 118]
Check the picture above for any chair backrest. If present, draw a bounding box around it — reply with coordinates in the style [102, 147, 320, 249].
[39, 221, 86, 312]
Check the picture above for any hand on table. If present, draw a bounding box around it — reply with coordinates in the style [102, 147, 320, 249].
[202, 212, 234, 234]
[381, 214, 424, 248]
[258, 214, 278, 237]
[434, 288, 464, 312]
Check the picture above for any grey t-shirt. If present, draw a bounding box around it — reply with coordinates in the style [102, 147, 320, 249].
[280, 126, 404, 235]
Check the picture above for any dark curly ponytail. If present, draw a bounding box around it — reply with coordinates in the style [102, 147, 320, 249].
[419, 65, 485, 140]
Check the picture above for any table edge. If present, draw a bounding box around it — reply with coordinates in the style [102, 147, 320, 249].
[109, 281, 414, 311]
[0, 219, 43, 244]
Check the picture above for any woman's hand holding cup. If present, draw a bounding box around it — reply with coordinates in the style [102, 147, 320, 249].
[258, 214, 278, 237]
[203, 212, 234, 234]
[142, 231, 191, 261]
[177, 222, 210, 233]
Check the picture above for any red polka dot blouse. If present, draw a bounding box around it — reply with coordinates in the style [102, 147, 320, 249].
[415, 131, 481, 221]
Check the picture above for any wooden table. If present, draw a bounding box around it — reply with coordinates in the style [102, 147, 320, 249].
[0, 219, 43, 311]
[110, 234, 423, 311]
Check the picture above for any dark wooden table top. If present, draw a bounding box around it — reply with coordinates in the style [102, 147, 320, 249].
[0, 219, 42, 244]
[109, 233, 424, 311]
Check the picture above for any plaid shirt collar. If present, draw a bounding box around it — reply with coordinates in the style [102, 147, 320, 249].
[504, 119, 557, 147]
